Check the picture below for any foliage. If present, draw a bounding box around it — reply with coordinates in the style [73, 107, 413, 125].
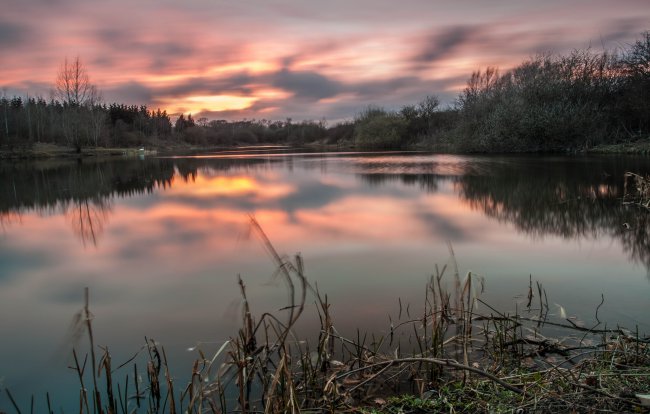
[453, 52, 616, 151]
[618, 31, 650, 135]
[448, 32, 650, 152]
[353, 106, 409, 149]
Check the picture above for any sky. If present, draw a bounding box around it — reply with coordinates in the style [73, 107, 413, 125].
[1, 0, 649, 121]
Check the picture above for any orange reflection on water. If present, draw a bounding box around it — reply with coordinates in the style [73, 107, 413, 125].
[294, 195, 428, 242]
[164, 175, 295, 200]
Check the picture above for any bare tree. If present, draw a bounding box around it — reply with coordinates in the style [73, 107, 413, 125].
[54, 57, 102, 149]
[55, 56, 99, 107]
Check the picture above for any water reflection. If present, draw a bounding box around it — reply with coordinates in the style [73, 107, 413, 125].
[0, 159, 174, 246]
[0, 157, 281, 246]
[1, 155, 650, 270]
[347, 155, 650, 271]
[452, 157, 650, 271]
[65, 198, 112, 247]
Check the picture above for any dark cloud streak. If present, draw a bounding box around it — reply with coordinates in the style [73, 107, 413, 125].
[94, 27, 196, 70]
[270, 68, 342, 100]
[0, 20, 33, 46]
[414, 26, 481, 64]
[103, 81, 154, 106]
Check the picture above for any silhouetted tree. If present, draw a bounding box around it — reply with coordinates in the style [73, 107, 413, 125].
[174, 114, 187, 132]
[54, 57, 102, 151]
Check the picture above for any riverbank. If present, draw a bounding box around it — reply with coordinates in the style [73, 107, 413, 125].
[0, 142, 163, 160]
[587, 138, 650, 155]
[0, 141, 317, 160]
[3, 137, 650, 161]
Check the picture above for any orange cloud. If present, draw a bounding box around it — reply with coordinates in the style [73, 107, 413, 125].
[160, 95, 258, 114]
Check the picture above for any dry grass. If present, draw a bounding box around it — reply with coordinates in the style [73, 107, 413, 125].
[2, 217, 649, 413]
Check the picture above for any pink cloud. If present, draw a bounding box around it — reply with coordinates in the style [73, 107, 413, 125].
[1, 0, 648, 119]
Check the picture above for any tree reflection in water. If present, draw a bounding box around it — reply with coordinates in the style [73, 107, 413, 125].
[65, 198, 112, 247]
[0, 156, 278, 246]
[0, 210, 23, 230]
[0, 158, 175, 246]
[356, 156, 650, 273]
[455, 157, 650, 272]
[2, 154, 650, 270]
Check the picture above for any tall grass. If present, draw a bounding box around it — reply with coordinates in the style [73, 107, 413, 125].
[2, 216, 649, 413]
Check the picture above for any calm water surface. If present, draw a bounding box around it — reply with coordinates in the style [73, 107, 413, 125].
[1, 151, 649, 410]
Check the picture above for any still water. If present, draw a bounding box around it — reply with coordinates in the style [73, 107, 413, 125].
[1, 151, 649, 410]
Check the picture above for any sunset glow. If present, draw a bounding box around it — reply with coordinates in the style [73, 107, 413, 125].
[162, 95, 258, 114]
[1, 1, 649, 120]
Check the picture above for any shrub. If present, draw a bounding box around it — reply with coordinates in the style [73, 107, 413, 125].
[353, 106, 408, 149]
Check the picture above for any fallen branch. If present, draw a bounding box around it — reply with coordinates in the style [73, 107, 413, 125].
[332, 357, 525, 395]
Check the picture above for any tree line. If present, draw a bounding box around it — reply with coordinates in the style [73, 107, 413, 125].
[0, 94, 348, 151]
[354, 31, 650, 152]
[1, 31, 649, 153]
[0, 56, 351, 151]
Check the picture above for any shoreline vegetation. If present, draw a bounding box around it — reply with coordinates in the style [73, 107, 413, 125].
[2, 31, 650, 159]
[3, 219, 649, 413]
[2, 139, 650, 161]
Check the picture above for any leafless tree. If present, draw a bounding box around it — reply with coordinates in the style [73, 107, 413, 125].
[54, 57, 103, 149]
[55, 56, 99, 107]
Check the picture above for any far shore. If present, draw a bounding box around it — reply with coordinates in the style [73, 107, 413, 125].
[586, 138, 650, 155]
[0, 141, 354, 160]
[1, 138, 650, 161]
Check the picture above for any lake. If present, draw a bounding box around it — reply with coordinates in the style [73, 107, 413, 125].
[1, 150, 649, 411]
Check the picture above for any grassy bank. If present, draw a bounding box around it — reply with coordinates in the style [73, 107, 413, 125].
[3, 136, 650, 162]
[0, 141, 245, 160]
[0, 142, 162, 160]
[587, 138, 650, 155]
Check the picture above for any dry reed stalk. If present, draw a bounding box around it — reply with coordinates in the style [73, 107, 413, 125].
[46, 392, 53, 414]
[161, 347, 176, 414]
[145, 338, 161, 412]
[98, 346, 116, 414]
[4, 388, 22, 414]
[133, 363, 141, 409]
[82, 287, 101, 414]
[624, 172, 650, 209]
[70, 348, 91, 414]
